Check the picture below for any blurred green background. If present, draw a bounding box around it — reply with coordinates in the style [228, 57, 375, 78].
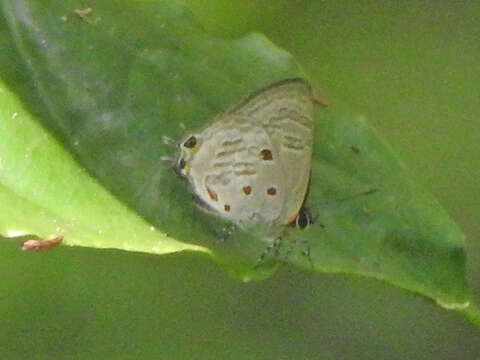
[1, 0, 479, 358]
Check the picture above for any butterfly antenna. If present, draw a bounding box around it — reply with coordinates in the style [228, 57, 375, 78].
[337, 188, 379, 202]
[159, 155, 174, 163]
[161, 136, 177, 147]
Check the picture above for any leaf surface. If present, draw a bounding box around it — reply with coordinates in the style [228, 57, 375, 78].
[0, 0, 475, 313]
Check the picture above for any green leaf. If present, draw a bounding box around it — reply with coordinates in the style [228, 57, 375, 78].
[0, 0, 476, 320]
[0, 79, 207, 255]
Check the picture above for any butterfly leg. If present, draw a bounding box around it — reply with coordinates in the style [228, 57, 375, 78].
[254, 237, 282, 269]
[301, 240, 314, 269]
[213, 223, 236, 243]
[280, 235, 314, 269]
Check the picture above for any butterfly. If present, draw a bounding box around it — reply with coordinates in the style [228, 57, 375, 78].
[176, 78, 315, 229]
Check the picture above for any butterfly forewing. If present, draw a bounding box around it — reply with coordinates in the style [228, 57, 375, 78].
[231, 79, 314, 224]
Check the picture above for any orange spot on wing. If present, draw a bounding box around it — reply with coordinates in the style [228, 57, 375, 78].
[266, 187, 277, 196]
[287, 213, 298, 223]
[260, 149, 273, 160]
[206, 187, 218, 201]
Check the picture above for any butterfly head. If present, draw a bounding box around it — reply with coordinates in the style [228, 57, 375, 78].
[177, 134, 201, 176]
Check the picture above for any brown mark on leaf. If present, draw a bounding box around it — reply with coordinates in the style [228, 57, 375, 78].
[313, 91, 328, 107]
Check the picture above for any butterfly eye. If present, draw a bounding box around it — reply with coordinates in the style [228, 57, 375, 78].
[183, 136, 197, 149]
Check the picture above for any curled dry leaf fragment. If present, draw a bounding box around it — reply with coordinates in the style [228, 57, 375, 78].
[21, 236, 64, 251]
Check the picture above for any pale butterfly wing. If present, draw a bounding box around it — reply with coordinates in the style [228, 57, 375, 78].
[188, 116, 285, 225]
[180, 78, 314, 227]
[228, 79, 314, 225]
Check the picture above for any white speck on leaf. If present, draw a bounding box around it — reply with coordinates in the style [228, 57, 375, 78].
[159, 155, 173, 162]
[7, 230, 28, 237]
[161, 135, 175, 146]
[437, 300, 470, 310]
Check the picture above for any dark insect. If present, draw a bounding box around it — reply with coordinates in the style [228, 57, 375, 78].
[295, 208, 313, 230]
